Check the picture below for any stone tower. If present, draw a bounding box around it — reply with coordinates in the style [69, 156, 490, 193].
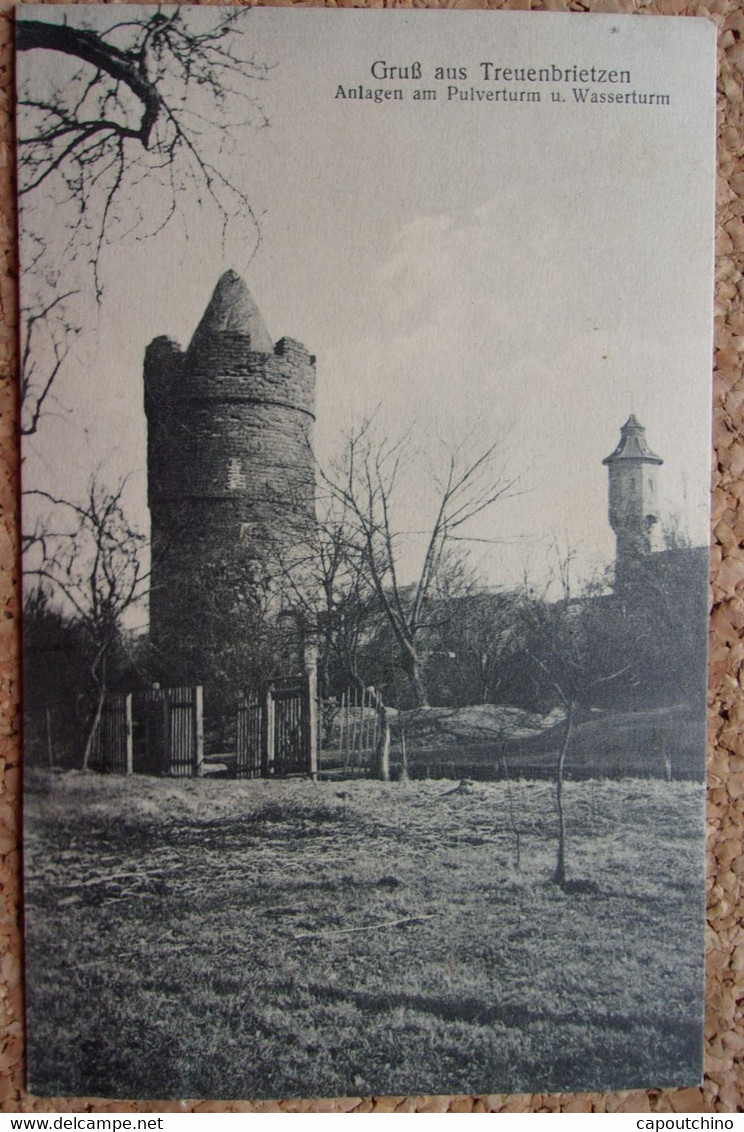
[602, 415, 663, 581]
[144, 270, 316, 682]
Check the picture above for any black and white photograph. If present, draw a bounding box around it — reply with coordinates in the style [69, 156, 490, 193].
[17, 6, 716, 1100]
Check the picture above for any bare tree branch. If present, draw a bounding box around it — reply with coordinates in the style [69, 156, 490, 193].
[23, 475, 148, 769]
[17, 7, 269, 428]
[20, 292, 82, 436]
[320, 420, 518, 707]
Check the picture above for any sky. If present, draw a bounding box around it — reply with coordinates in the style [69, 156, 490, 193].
[19, 7, 717, 595]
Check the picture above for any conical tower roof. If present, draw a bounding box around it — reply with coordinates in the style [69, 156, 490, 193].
[189, 270, 273, 354]
[602, 415, 663, 465]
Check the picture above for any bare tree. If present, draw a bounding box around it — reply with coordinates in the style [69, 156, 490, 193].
[19, 290, 82, 437]
[266, 488, 380, 697]
[427, 560, 523, 707]
[519, 557, 633, 889]
[23, 477, 147, 771]
[17, 9, 267, 273]
[17, 7, 269, 431]
[322, 420, 517, 708]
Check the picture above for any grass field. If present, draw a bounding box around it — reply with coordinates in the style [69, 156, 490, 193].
[24, 769, 705, 1100]
[380, 705, 706, 783]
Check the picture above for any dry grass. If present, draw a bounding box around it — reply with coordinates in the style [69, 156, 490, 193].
[380, 705, 705, 783]
[23, 770, 704, 1101]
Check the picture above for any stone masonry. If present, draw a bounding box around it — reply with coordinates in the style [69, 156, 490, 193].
[144, 271, 316, 678]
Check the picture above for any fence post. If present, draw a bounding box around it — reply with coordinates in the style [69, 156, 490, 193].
[161, 693, 171, 776]
[342, 689, 350, 774]
[262, 683, 275, 776]
[124, 693, 133, 776]
[305, 667, 318, 781]
[373, 690, 391, 783]
[193, 685, 204, 777]
[377, 711, 391, 783]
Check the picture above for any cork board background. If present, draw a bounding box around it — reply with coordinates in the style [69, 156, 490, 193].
[0, 0, 740, 1115]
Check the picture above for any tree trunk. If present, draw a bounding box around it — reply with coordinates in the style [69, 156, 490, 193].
[412, 667, 429, 708]
[81, 651, 107, 773]
[352, 677, 391, 782]
[399, 730, 409, 782]
[403, 647, 429, 708]
[374, 701, 391, 783]
[501, 748, 520, 870]
[81, 682, 105, 773]
[553, 698, 576, 888]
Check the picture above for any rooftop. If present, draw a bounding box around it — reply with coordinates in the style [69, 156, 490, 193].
[602, 415, 663, 465]
[188, 270, 274, 355]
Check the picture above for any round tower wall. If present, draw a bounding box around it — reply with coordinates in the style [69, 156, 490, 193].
[155, 401, 312, 490]
[149, 338, 316, 522]
[144, 336, 187, 508]
[146, 326, 317, 674]
[145, 271, 319, 688]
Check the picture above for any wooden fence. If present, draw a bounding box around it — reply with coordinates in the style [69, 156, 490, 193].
[92, 685, 203, 777]
[90, 677, 391, 782]
[339, 686, 380, 775]
[236, 674, 318, 779]
[322, 686, 389, 780]
[138, 685, 204, 777]
[91, 692, 133, 775]
[236, 691, 262, 778]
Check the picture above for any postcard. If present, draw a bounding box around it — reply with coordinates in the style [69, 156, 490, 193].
[17, 6, 715, 1099]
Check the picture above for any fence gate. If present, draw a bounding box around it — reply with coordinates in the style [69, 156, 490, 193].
[236, 692, 262, 779]
[272, 679, 311, 776]
[337, 686, 383, 777]
[133, 686, 203, 777]
[91, 692, 133, 775]
[236, 674, 317, 779]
